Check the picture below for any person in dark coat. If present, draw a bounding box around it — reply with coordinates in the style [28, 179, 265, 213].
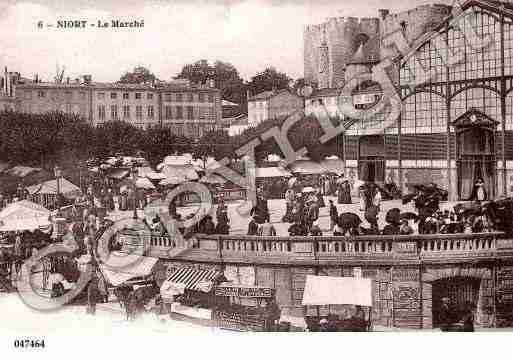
[288, 221, 308, 236]
[247, 218, 259, 235]
[316, 189, 325, 208]
[338, 178, 352, 204]
[215, 220, 230, 235]
[329, 200, 338, 231]
[201, 216, 216, 235]
[87, 275, 99, 315]
[461, 302, 475, 332]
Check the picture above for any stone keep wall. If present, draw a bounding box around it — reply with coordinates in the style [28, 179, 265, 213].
[380, 4, 452, 51]
[304, 17, 380, 89]
[304, 5, 450, 90]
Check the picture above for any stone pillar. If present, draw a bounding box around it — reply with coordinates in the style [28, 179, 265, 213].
[391, 267, 423, 329]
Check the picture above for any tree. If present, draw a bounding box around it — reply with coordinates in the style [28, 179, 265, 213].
[141, 126, 191, 167]
[247, 67, 292, 97]
[119, 66, 159, 84]
[292, 78, 306, 95]
[175, 59, 247, 112]
[191, 129, 234, 169]
[92, 121, 144, 159]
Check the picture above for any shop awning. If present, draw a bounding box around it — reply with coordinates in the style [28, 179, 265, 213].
[162, 267, 223, 293]
[135, 177, 155, 190]
[255, 167, 292, 178]
[199, 173, 227, 184]
[107, 169, 130, 180]
[320, 158, 345, 175]
[0, 200, 51, 232]
[26, 178, 82, 198]
[99, 252, 158, 287]
[301, 275, 372, 307]
[288, 160, 325, 174]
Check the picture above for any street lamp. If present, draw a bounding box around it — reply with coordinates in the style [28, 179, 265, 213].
[132, 167, 138, 219]
[54, 165, 62, 209]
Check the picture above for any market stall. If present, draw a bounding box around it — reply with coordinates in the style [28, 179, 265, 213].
[27, 177, 82, 209]
[160, 267, 226, 321]
[0, 200, 51, 232]
[255, 167, 291, 199]
[301, 275, 373, 332]
[212, 283, 280, 332]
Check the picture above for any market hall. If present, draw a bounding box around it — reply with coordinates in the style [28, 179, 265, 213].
[334, 0, 513, 202]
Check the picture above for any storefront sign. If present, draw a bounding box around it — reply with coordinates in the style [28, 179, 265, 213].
[215, 286, 274, 298]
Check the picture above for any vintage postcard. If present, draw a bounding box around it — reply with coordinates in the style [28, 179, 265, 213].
[0, 0, 512, 356]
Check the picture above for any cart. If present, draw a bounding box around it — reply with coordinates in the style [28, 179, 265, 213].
[301, 275, 373, 332]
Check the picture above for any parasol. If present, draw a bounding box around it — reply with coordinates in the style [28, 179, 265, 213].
[400, 212, 419, 222]
[402, 193, 417, 205]
[338, 212, 362, 230]
[199, 173, 227, 184]
[385, 208, 401, 225]
[159, 176, 186, 186]
[454, 202, 482, 217]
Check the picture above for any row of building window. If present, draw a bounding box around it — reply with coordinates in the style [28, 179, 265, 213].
[98, 105, 154, 120]
[26, 90, 87, 100]
[98, 104, 216, 121]
[97, 92, 153, 100]
[164, 105, 216, 120]
[163, 92, 214, 103]
[26, 90, 217, 103]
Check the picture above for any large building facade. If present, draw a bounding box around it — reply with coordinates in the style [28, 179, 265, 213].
[306, 0, 513, 201]
[248, 89, 304, 127]
[4, 76, 222, 138]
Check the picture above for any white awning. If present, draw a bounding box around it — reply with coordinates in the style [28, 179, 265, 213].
[301, 275, 372, 307]
[99, 251, 158, 287]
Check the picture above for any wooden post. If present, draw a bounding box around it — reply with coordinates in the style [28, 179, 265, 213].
[419, 263, 423, 329]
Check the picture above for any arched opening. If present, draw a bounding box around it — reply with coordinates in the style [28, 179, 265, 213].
[452, 108, 498, 200]
[358, 135, 385, 183]
[431, 276, 481, 328]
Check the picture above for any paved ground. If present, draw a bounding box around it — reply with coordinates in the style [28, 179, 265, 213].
[107, 195, 462, 237]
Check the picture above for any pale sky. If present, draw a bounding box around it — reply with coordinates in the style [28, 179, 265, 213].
[0, 0, 446, 83]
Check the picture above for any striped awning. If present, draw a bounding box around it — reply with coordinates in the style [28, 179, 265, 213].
[164, 267, 223, 292]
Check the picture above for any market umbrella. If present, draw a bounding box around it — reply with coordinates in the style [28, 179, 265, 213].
[135, 177, 156, 190]
[338, 212, 362, 230]
[402, 193, 417, 205]
[400, 212, 419, 222]
[454, 202, 482, 217]
[199, 174, 226, 184]
[385, 208, 401, 225]
[159, 176, 186, 186]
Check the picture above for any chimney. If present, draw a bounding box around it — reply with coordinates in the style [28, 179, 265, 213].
[83, 74, 92, 84]
[378, 9, 389, 20]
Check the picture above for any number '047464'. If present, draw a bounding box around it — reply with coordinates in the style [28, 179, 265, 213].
[14, 339, 45, 348]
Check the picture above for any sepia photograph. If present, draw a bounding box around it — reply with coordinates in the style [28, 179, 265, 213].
[1, 0, 513, 356]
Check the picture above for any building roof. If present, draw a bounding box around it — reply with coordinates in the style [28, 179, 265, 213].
[248, 88, 297, 102]
[401, 0, 513, 66]
[307, 87, 340, 99]
[16, 81, 219, 92]
[229, 114, 248, 126]
[348, 43, 367, 65]
[222, 99, 239, 106]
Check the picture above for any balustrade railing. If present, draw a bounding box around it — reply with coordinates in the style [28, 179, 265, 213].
[194, 232, 504, 260]
[117, 229, 507, 261]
